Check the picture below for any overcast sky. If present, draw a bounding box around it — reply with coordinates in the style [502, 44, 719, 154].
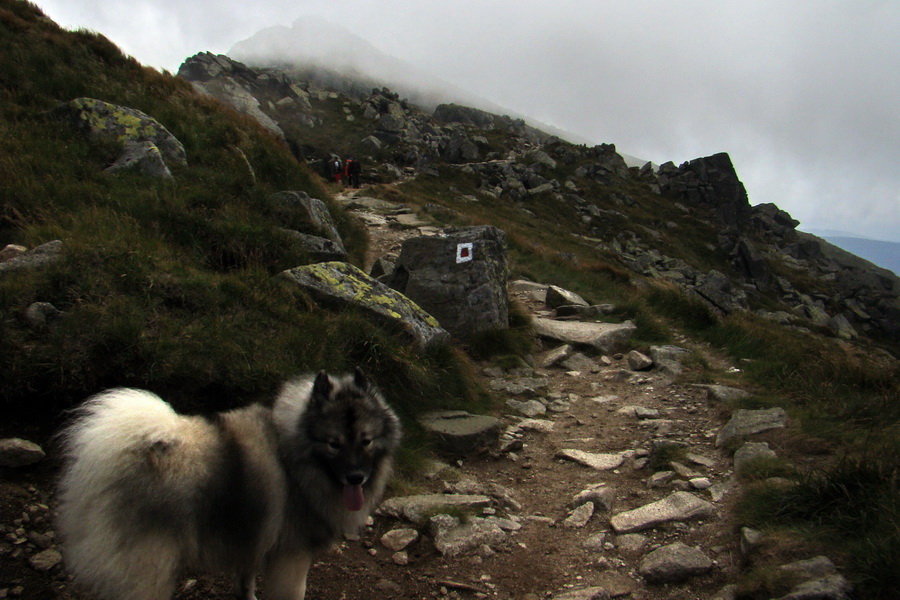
[36, 0, 900, 242]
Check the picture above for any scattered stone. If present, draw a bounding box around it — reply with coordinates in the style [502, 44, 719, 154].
[512, 418, 555, 433]
[615, 533, 649, 556]
[733, 441, 778, 475]
[557, 449, 626, 471]
[716, 408, 787, 447]
[540, 344, 573, 368]
[0, 240, 63, 273]
[778, 556, 837, 580]
[551, 587, 611, 600]
[545, 285, 589, 309]
[773, 575, 852, 600]
[391, 551, 409, 565]
[570, 483, 616, 512]
[418, 411, 502, 456]
[626, 351, 654, 371]
[610, 491, 715, 533]
[740, 527, 763, 557]
[562, 502, 595, 528]
[638, 542, 712, 583]
[0, 439, 46, 467]
[649, 345, 691, 364]
[700, 384, 751, 403]
[24, 302, 61, 329]
[648, 471, 676, 488]
[532, 317, 637, 353]
[380, 528, 419, 552]
[506, 399, 547, 418]
[560, 353, 597, 373]
[689, 477, 712, 490]
[378, 494, 492, 525]
[28, 548, 62, 572]
[429, 515, 506, 558]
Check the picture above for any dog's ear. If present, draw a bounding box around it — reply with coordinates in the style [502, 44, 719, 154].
[353, 366, 369, 391]
[312, 370, 332, 403]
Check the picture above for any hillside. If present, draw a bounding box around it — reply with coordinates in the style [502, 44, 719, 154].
[1, 3, 898, 599]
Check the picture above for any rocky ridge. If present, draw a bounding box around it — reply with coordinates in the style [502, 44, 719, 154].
[176, 52, 899, 344]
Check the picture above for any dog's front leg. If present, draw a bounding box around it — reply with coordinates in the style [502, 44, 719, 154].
[264, 553, 312, 600]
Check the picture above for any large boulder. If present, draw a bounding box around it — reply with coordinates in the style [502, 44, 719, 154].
[277, 261, 448, 350]
[386, 226, 509, 341]
[57, 98, 187, 169]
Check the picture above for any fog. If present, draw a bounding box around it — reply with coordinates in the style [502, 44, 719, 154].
[36, 0, 900, 241]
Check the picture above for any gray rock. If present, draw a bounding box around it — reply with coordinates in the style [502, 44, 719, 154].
[740, 527, 763, 557]
[429, 515, 506, 558]
[716, 408, 787, 447]
[280, 230, 347, 263]
[270, 191, 345, 248]
[0, 243, 27, 262]
[615, 533, 649, 555]
[773, 575, 852, 600]
[532, 317, 636, 352]
[828, 313, 858, 340]
[733, 442, 778, 475]
[386, 226, 509, 341]
[778, 556, 837, 580]
[105, 140, 173, 178]
[610, 491, 715, 533]
[0, 240, 63, 273]
[0, 438, 46, 467]
[701, 384, 752, 403]
[557, 449, 626, 471]
[378, 494, 492, 525]
[560, 352, 597, 373]
[540, 344, 573, 368]
[562, 502, 595, 528]
[626, 350, 654, 371]
[570, 483, 616, 512]
[24, 302, 61, 329]
[277, 261, 448, 351]
[638, 542, 712, 583]
[506, 399, 547, 418]
[419, 410, 502, 456]
[649, 345, 691, 364]
[551, 587, 611, 600]
[28, 548, 62, 572]
[380, 528, 419, 552]
[545, 285, 589, 309]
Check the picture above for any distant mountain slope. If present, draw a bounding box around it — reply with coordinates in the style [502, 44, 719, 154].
[819, 236, 899, 276]
[228, 16, 642, 156]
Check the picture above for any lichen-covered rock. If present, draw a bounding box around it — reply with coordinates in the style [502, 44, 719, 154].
[0, 240, 63, 274]
[277, 261, 448, 350]
[58, 98, 187, 168]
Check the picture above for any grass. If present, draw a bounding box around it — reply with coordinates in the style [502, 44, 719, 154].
[736, 452, 899, 598]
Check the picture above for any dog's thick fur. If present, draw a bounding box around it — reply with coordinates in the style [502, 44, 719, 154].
[56, 369, 401, 600]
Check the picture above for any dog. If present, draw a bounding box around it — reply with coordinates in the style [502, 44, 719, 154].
[56, 368, 401, 600]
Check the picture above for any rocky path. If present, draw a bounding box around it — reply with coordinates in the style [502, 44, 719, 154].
[0, 190, 849, 600]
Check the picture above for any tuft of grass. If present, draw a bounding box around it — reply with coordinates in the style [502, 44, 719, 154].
[736, 451, 899, 598]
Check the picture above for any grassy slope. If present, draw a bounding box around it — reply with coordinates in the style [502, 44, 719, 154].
[0, 2, 483, 439]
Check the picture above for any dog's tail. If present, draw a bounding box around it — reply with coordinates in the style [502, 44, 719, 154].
[57, 389, 190, 599]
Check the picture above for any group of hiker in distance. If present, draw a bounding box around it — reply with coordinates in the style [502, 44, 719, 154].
[329, 156, 362, 188]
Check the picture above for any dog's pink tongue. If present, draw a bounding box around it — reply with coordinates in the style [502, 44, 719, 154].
[343, 484, 365, 512]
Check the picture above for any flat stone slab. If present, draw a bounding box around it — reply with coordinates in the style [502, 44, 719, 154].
[532, 317, 636, 352]
[378, 494, 492, 525]
[419, 410, 502, 456]
[557, 449, 626, 471]
[639, 541, 713, 583]
[716, 407, 787, 447]
[610, 491, 715, 533]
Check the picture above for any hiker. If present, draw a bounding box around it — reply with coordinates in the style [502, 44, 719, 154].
[331, 157, 343, 184]
[348, 157, 362, 188]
